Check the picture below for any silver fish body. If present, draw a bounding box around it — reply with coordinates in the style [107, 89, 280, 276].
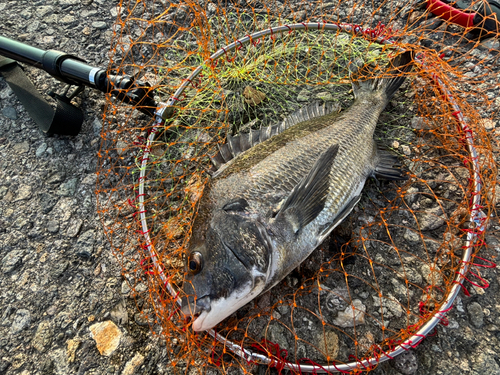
[181, 52, 413, 331]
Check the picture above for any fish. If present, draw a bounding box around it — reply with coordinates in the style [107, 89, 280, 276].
[180, 51, 413, 331]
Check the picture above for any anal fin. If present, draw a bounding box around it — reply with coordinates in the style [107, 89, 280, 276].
[373, 147, 408, 180]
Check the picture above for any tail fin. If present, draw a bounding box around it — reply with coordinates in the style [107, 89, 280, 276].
[350, 51, 414, 102]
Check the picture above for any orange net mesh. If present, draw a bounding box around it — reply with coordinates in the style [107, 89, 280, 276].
[97, 0, 499, 373]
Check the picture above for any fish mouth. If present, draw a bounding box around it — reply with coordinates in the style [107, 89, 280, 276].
[181, 295, 211, 320]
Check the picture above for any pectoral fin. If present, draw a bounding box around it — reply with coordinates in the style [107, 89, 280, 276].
[274, 144, 339, 233]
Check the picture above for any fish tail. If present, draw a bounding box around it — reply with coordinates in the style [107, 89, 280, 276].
[350, 51, 413, 102]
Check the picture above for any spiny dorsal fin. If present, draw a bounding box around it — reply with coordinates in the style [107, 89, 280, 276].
[273, 144, 339, 234]
[210, 101, 340, 169]
[281, 101, 339, 130]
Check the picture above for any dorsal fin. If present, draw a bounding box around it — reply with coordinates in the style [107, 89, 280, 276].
[210, 101, 340, 169]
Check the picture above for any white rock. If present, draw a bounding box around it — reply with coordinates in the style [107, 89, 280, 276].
[332, 299, 366, 327]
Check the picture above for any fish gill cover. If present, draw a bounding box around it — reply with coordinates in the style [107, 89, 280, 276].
[96, 0, 499, 373]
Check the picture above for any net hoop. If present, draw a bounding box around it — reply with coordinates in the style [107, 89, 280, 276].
[134, 22, 486, 373]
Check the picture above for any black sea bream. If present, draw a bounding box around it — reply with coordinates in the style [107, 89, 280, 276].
[181, 52, 413, 331]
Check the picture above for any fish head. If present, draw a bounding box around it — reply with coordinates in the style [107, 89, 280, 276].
[181, 198, 273, 331]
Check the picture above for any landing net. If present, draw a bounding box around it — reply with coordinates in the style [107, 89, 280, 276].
[97, 0, 499, 373]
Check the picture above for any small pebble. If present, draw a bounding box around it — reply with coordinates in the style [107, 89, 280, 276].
[391, 350, 418, 375]
[401, 144, 411, 156]
[92, 21, 107, 30]
[467, 302, 484, 328]
[36, 143, 47, 157]
[11, 309, 31, 334]
[2, 107, 17, 120]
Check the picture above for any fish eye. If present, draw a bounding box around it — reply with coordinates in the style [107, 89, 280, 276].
[187, 252, 203, 274]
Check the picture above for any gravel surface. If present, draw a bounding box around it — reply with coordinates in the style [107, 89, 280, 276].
[1, 1, 500, 375]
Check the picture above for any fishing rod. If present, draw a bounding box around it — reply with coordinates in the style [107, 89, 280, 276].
[0, 35, 157, 136]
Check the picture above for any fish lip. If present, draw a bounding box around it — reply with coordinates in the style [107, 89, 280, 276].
[181, 295, 212, 332]
[181, 295, 211, 318]
[192, 310, 209, 331]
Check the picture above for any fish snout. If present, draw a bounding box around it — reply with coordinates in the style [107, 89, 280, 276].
[181, 295, 211, 317]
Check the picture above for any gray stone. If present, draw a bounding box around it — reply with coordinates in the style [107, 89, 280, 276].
[56, 178, 78, 197]
[74, 229, 96, 259]
[483, 119, 495, 130]
[116, 140, 128, 156]
[421, 264, 443, 286]
[40, 193, 58, 214]
[471, 352, 500, 374]
[110, 6, 119, 17]
[36, 143, 47, 157]
[332, 299, 366, 327]
[0, 86, 13, 99]
[265, 321, 289, 351]
[13, 141, 29, 154]
[49, 348, 69, 374]
[121, 280, 131, 295]
[47, 169, 66, 184]
[417, 206, 445, 231]
[13, 185, 32, 202]
[207, 2, 217, 16]
[36, 6, 53, 17]
[0, 186, 7, 199]
[2, 107, 17, 120]
[401, 144, 411, 155]
[404, 228, 420, 244]
[32, 321, 53, 352]
[134, 313, 150, 326]
[134, 283, 147, 293]
[92, 21, 108, 30]
[316, 91, 334, 101]
[121, 353, 145, 375]
[391, 350, 418, 375]
[1, 305, 14, 326]
[373, 294, 403, 318]
[2, 249, 25, 273]
[324, 287, 350, 311]
[468, 302, 484, 328]
[411, 116, 427, 130]
[92, 118, 102, 134]
[297, 89, 311, 102]
[59, 15, 76, 25]
[110, 300, 128, 325]
[66, 218, 83, 237]
[47, 220, 59, 234]
[480, 38, 500, 50]
[10, 309, 31, 334]
[26, 20, 40, 33]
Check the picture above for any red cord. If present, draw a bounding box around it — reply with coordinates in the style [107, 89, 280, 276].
[425, 0, 476, 27]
